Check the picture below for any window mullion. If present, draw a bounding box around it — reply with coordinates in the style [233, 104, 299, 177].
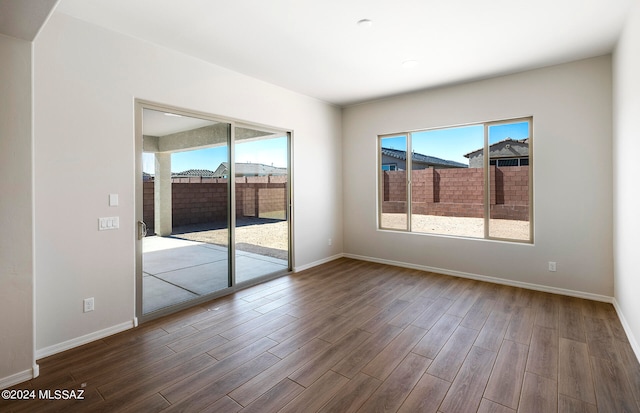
[483, 123, 490, 239]
[406, 133, 412, 232]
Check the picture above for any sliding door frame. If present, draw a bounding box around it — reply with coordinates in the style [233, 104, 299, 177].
[134, 99, 293, 324]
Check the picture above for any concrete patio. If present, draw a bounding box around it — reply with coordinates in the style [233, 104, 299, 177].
[142, 236, 288, 314]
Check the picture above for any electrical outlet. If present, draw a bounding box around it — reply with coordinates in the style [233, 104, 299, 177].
[328, 238, 332, 246]
[548, 261, 557, 272]
[83, 297, 94, 313]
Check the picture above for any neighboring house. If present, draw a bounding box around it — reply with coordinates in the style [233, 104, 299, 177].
[381, 147, 468, 171]
[172, 169, 217, 178]
[464, 138, 529, 168]
[212, 162, 287, 178]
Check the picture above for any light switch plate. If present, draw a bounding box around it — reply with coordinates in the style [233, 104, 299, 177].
[98, 217, 120, 230]
[109, 193, 119, 207]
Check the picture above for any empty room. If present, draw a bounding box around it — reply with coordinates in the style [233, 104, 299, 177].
[1, 0, 639, 412]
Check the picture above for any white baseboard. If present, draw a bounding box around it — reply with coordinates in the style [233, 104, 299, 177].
[343, 253, 614, 303]
[294, 253, 344, 273]
[612, 298, 640, 364]
[35, 319, 136, 360]
[0, 365, 38, 390]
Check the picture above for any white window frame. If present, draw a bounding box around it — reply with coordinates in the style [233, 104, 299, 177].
[378, 117, 533, 243]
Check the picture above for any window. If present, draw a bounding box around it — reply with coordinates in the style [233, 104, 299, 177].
[378, 117, 532, 242]
[490, 158, 528, 167]
[379, 136, 408, 230]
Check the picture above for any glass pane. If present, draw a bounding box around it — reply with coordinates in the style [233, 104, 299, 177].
[410, 125, 484, 238]
[234, 127, 289, 284]
[141, 108, 230, 314]
[380, 136, 408, 230]
[487, 120, 531, 241]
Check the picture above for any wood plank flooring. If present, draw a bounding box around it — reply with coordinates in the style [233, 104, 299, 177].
[2, 258, 640, 412]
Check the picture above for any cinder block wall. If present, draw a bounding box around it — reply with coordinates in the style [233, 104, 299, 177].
[143, 177, 287, 233]
[382, 166, 529, 220]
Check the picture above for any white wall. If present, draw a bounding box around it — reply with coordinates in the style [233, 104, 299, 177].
[0, 34, 35, 386]
[613, 2, 640, 357]
[343, 56, 613, 298]
[33, 13, 342, 353]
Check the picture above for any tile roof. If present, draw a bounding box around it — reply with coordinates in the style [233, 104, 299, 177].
[213, 162, 287, 177]
[172, 169, 217, 177]
[381, 147, 468, 168]
[464, 138, 529, 158]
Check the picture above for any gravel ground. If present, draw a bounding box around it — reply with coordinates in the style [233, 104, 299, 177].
[169, 214, 529, 260]
[382, 213, 530, 240]
[172, 219, 289, 259]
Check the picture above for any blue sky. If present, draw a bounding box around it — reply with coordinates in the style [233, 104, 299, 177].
[143, 136, 288, 174]
[143, 120, 529, 173]
[381, 121, 529, 165]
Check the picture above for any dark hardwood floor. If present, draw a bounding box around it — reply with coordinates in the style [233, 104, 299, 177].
[2, 258, 639, 412]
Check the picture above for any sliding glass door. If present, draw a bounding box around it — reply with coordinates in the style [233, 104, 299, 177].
[136, 103, 291, 321]
[234, 126, 290, 284]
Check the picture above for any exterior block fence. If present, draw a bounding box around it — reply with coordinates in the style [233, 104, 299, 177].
[143, 175, 287, 233]
[383, 166, 529, 221]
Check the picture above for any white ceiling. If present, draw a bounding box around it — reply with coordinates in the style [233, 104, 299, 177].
[0, 0, 58, 41]
[52, 0, 633, 106]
